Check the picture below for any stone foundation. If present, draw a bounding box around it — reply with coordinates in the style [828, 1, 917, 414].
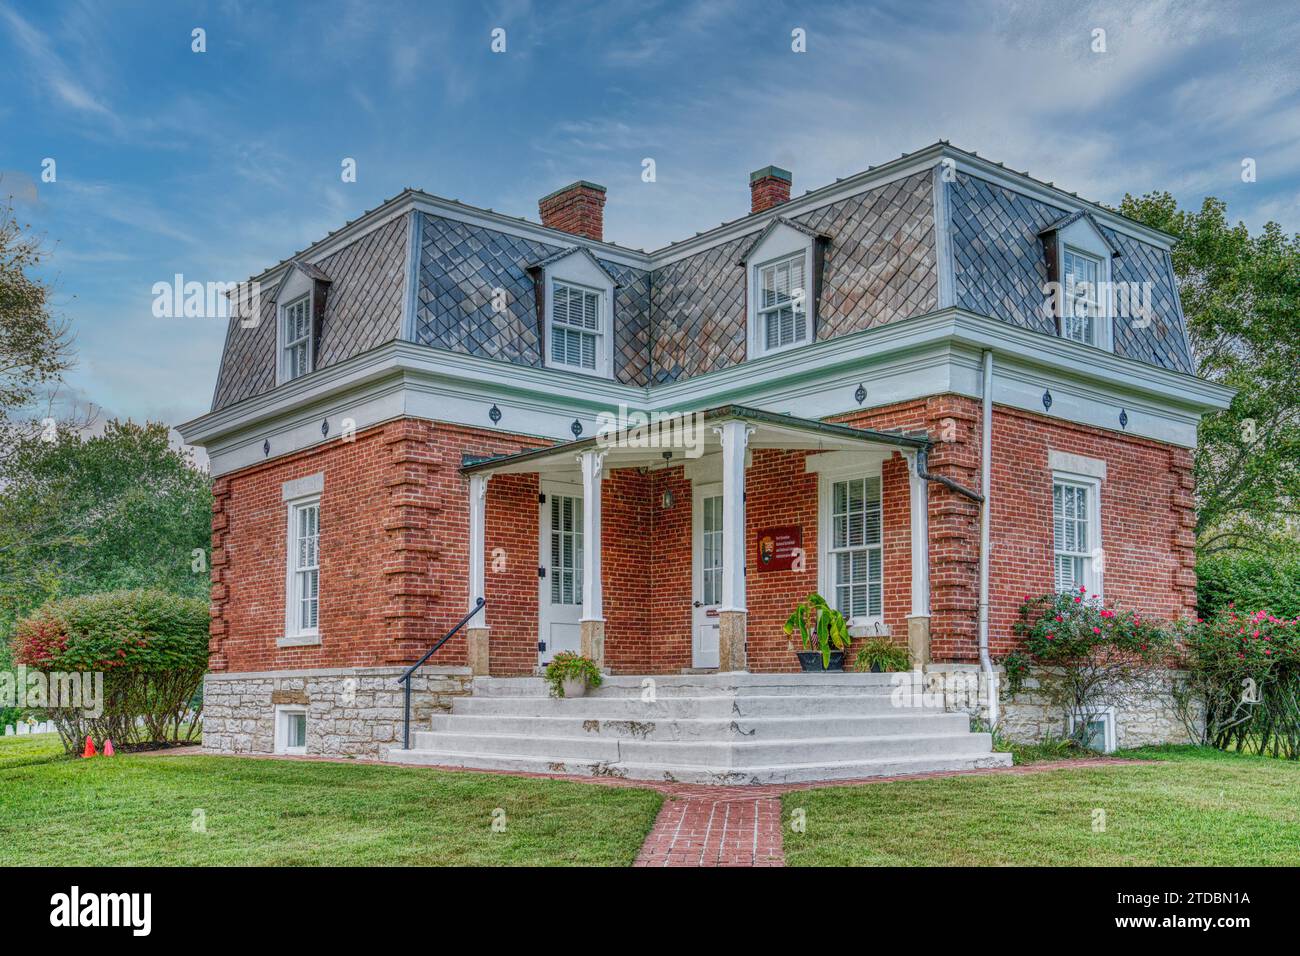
[922, 663, 1197, 750]
[202, 665, 473, 758]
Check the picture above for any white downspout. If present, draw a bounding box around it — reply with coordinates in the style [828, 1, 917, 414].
[979, 350, 999, 727]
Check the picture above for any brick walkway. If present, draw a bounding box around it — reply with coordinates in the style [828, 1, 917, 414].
[634, 786, 787, 867]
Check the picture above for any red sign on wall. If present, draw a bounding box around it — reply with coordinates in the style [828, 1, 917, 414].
[756, 526, 802, 572]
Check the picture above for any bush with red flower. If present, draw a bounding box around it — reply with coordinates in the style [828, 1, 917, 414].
[10, 589, 208, 754]
[1011, 587, 1173, 750]
[1174, 604, 1300, 757]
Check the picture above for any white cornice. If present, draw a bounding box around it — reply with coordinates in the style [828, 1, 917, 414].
[180, 309, 1233, 475]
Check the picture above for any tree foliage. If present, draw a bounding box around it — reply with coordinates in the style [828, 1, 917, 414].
[1118, 192, 1300, 552]
[0, 420, 212, 639]
[0, 198, 71, 430]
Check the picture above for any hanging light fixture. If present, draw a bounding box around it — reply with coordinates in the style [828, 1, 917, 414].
[659, 451, 674, 508]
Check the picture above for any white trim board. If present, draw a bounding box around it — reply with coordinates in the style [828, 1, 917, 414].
[182, 310, 1232, 476]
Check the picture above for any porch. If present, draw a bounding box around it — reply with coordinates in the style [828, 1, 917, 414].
[460, 405, 936, 676]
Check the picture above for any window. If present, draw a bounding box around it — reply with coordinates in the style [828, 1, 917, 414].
[1068, 707, 1116, 753]
[701, 495, 723, 606]
[757, 253, 809, 353]
[1062, 248, 1102, 345]
[829, 475, 883, 620]
[549, 494, 583, 606]
[275, 706, 307, 755]
[1053, 473, 1101, 596]
[550, 282, 601, 372]
[286, 497, 320, 638]
[281, 294, 313, 381]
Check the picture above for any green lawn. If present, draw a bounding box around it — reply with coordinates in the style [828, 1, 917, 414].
[0, 731, 69, 769]
[783, 746, 1300, 866]
[0, 750, 662, 866]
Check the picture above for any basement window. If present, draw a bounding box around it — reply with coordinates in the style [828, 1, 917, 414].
[1068, 707, 1116, 753]
[275, 705, 308, 755]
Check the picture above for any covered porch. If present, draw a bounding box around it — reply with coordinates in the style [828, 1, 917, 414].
[460, 405, 935, 675]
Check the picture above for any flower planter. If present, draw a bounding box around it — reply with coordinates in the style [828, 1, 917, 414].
[796, 650, 845, 672]
[560, 676, 588, 698]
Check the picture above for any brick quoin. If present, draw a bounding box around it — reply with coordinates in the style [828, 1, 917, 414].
[214, 396, 1195, 675]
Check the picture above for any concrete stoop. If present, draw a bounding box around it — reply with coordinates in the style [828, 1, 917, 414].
[385, 672, 1012, 785]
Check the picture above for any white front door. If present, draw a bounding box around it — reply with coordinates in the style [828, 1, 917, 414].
[692, 484, 723, 669]
[539, 481, 584, 664]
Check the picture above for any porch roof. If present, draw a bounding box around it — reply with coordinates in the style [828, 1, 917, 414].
[460, 404, 930, 477]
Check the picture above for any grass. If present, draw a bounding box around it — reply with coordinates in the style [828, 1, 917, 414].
[0, 732, 70, 769]
[0, 752, 663, 866]
[783, 746, 1300, 866]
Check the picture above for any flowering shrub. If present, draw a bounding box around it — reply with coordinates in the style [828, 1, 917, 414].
[1174, 604, 1300, 757]
[10, 589, 208, 753]
[1012, 588, 1173, 750]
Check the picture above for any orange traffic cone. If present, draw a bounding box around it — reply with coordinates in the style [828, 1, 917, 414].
[103, 739, 116, 756]
[82, 736, 97, 758]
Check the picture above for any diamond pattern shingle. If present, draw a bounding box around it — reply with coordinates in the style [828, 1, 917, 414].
[948, 172, 1193, 373]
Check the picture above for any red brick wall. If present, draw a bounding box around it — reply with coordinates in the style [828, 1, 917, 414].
[214, 400, 1195, 675]
[211, 420, 548, 673]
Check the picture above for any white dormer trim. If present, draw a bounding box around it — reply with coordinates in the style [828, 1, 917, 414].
[275, 266, 319, 385]
[1051, 215, 1115, 353]
[743, 221, 817, 361]
[540, 248, 616, 379]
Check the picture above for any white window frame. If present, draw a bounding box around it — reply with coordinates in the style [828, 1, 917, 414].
[744, 223, 816, 360]
[540, 250, 616, 380]
[1051, 216, 1114, 352]
[816, 460, 885, 627]
[278, 293, 314, 383]
[547, 279, 607, 376]
[1061, 246, 1104, 347]
[1052, 470, 1103, 600]
[1068, 706, 1116, 753]
[274, 704, 308, 755]
[282, 494, 321, 646]
[754, 251, 812, 356]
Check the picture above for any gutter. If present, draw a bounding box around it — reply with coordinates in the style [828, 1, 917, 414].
[978, 350, 999, 727]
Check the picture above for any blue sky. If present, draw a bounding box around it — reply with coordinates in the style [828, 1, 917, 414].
[2, 0, 1298, 442]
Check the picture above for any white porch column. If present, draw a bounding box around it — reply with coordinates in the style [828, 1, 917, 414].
[466, 473, 490, 675]
[578, 450, 606, 667]
[716, 420, 754, 671]
[905, 452, 932, 668]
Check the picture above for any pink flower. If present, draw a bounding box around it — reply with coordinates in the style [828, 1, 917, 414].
[1074, 597, 1082, 604]
[1055, 616, 1064, 623]
[1092, 627, 1101, 635]
[1080, 586, 1087, 594]
[1046, 633, 1055, 641]
[1265, 649, 1272, 656]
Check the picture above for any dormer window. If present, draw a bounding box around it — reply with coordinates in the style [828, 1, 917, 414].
[740, 217, 826, 360]
[1040, 212, 1116, 352]
[282, 295, 313, 380]
[531, 247, 617, 379]
[758, 253, 809, 351]
[550, 282, 602, 371]
[1062, 248, 1102, 345]
[271, 261, 330, 386]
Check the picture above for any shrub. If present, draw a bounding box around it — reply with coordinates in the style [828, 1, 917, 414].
[1196, 553, 1300, 621]
[1013, 588, 1173, 750]
[1174, 605, 1300, 757]
[10, 589, 208, 753]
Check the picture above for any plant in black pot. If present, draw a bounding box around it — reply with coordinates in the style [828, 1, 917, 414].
[853, 637, 911, 673]
[783, 592, 851, 671]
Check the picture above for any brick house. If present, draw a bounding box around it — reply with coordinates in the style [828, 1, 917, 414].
[179, 142, 1231, 783]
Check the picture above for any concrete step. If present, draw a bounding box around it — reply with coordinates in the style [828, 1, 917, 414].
[471, 672, 907, 699]
[451, 693, 939, 719]
[427, 711, 972, 741]
[409, 730, 994, 766]
[385, 748, 1013, 785]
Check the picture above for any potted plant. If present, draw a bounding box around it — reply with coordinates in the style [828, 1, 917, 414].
[853, 637, 911, 673]
[544, 651, 603, 698]
[784, 592, 851, 671]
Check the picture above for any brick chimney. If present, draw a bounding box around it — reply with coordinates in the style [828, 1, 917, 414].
[538, 181, 607, 242]
[750, 165, 792, 214]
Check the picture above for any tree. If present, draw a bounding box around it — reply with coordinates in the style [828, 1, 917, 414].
[0, 198, 72, 434]
[0, 420, 213, 640]
[1119, 192, 1300, 553]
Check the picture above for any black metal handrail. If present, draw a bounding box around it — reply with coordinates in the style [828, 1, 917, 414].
[397, 597, 485, 750]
